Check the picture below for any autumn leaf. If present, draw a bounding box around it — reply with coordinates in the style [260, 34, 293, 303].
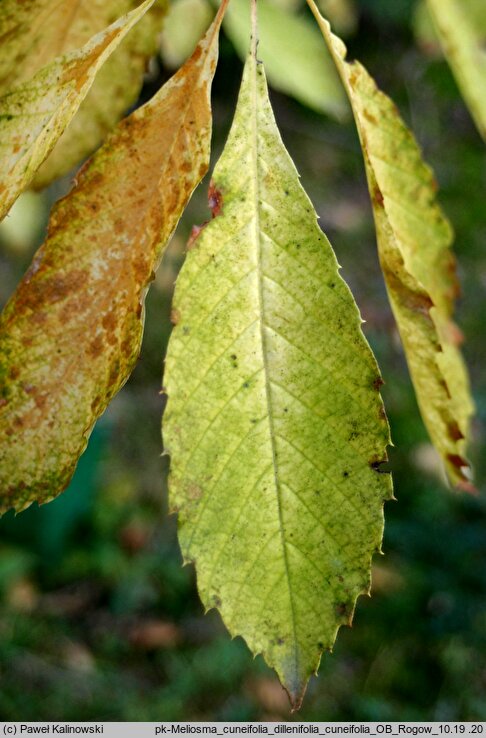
[426, 0, 486, 142]
[223, 0, 348, 118]
[0, 0, 156, 222]
[0, 0, 167, 188]
[163, 16, 392, 707]
[307, 1, 475, 489]
[0, 0, 228, 513]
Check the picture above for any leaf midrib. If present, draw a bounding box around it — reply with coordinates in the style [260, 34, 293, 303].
[249, 56, 300, 679]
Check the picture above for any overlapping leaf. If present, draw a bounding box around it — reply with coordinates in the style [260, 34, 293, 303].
[0, 2, 227, 513]
[308, 1, 475, 488]
[0, 0, 167, 188]
[223, 0, 348, 118]
[163, 40, 392, 706]
[0, 0, 155, 221]
[426, 0, 486, 142]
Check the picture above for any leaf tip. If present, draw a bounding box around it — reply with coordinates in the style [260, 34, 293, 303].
[285, 681, 307, 713]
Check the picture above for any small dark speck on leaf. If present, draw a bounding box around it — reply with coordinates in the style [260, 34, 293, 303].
[370, 459, 390, 474]
[373, 185, 384, 207]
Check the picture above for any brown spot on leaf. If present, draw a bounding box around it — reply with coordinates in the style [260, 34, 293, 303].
[120, 337, 132, 358]
[102, 312, 117, 332]
[16, 269, 87, 313]
[372, 184, 384, 207]
[88, 335, 103, 358]
[170, 308, 181, 325]
[363, 109, 377, 125]
[447, 421, 464, 442]
[446, 453, 467, 470]
[369, 454, 390, 473]
[384, 264, 434, 317]
[208, 179, 223, 218]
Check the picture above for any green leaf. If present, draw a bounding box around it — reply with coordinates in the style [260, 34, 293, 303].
[426, 0, 486, 141]
[308, 2, 475, 490]
[0, 0, 168, 188]
[222, 0, 348, 118]
[0, 2, 227, 514]
[163, 41, 392, 706]
[0, 0, 155, 221]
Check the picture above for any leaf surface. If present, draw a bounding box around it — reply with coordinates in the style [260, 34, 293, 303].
[0, 0, 167, 188]
[0, 2, 227, 513]
[163, 43, 392, 706]
[426, 0, 486, 141]
[0, 0, 155, 221]
[223, 0, 348, 118]
[308, 2, 475, 488]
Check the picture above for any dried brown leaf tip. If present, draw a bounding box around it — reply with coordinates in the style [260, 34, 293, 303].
[0, 0, 229, 514]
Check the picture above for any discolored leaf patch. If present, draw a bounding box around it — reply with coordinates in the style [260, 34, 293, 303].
[163, 18, 392, 706]
[308, 2, 475, 489]
[0, 0, 156, 221]
[0, 0, 228, 513]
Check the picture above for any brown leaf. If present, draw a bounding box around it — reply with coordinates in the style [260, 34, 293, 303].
[0, 0, 228, 513]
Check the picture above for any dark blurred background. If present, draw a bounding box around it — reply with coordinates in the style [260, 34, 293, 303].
[0, 0, 485, 721]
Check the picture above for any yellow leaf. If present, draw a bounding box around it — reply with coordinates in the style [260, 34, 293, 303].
[164, 7, 392, 705]
[0, 0, 156, 221]
[307, 1, 475, 490]
[0, 1, 227, 514]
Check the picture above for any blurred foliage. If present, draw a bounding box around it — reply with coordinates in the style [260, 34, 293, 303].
[0, 0, 485, 721]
